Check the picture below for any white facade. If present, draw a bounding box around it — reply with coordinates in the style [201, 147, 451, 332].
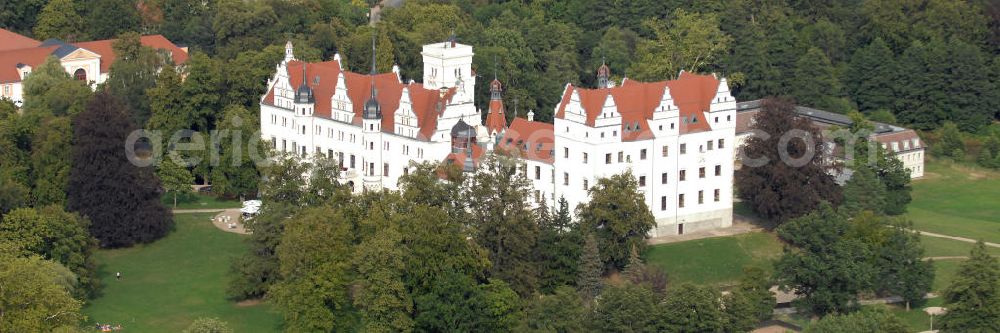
[261, 41, 737, 237]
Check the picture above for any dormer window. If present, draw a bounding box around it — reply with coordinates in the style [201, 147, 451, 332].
[74, 69, 87, 81]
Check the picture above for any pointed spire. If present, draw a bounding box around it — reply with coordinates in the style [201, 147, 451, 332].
[597, 58, 611, 89]
[363, 29, 381, 120]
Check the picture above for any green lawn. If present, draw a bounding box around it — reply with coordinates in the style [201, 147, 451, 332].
[162, 192, 242, 210]
[82, 213, 282, 332]
[643, 232, 784, 287]
[875, 298, 944, 333]
[907, 159, 1000, 243]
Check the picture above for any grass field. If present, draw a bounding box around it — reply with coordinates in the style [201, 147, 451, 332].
[643, 232, 784, 287]
[162, 192, 242, 210]
[907, 159, 1000, 243]
[82, 213, 282, 332]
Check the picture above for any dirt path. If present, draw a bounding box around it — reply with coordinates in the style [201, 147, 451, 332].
[172, 208, 229, 214]
[917, 230, 1000, 248]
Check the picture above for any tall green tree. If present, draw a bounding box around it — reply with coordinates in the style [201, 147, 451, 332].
[590, 283, 659, 332]
[656, 283, 725, 333]
[179, 52, 224, 131]
[804, 306, 908, 333]
[844, 38, 897, 113]
[354, 205, 413, 333]
[156, 157, 193, 208]
[938, 241, 1000, 332]
[630, 9, 732, 81]
[517, 286, 587, 333]
[576, 171, 655, 270]
[270, 206, 355, 332]
[576, 233, 603, 301]
[210, 105, 260, 200]
[0, 206, 98, 297]
[841, 166, 888, 216]
[0, 248, 83, 332]
[875, 222, 933, 310]
[723, 267, 776, 332]
[146, 63, 189, 146]
[29, 116, 72, 206]
[84, 0, 141, 39]
[32, 0, 86, 41]
[66, 92, 172, 248]
[735, 98, 843, 224]
[537, 196, 582, 293]
[21, 56, 92, 117]
[463, 152, 540, 296]
[791, 47, 845, 112]
[106, 32, 162, 125]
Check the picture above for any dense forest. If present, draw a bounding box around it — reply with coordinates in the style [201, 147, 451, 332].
[3, 0, 999, 131]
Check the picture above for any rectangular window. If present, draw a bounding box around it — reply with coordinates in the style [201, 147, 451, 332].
[679, 194, 685, 208]
[564, 172, 569, 186]
[618, 152, 624, 163]
[679, 170, 686, 181]
[639, 176, 646, 187]
[271, 137, 277, 149]
[583, 153, 588, 164]
[564, 147, 569, 158]
[680, 144, 687, 154]
[661, 173, 668, 184]
[606, 153, 612, 164]
[707, 140, 714, 150]
[718, 138, 725, 149]
[535, 166, 541, 180]
[661, 196, 667, 211]
[640, 149, 647, 160]
[715, 165, 722, 176]
[369, 163, 375, 176]
[583, 179, 589, 190]
[698, 190, 704, 204]
[662, 145, 668, 157]
[338, 152, 344, 168]
[699, 167, 706, 179]
[714, 189, 720, 202]
[350, 155, 356, 168]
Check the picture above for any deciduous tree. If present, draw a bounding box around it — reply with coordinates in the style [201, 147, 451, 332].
[656, 283, 725, 333]
[939, 241, 1000, 332]
[0, 206, 98, 297]
[32, 0, 85, 41]
[0, 247, 83, 332]
[156, 157, 193, 208]
[67, 92, 172, 248]
[576, 170, 654, 269]
[735, 98, 842, 224]
[630, 9, 732, 81]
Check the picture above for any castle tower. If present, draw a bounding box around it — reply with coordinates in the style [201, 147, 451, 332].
[597, 59, 611, 89]
[362, 33, 384, 190]
[421, 34, 475, 106]
[484, 66, 508, 140]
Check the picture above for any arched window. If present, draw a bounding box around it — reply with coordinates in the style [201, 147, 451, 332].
[73, 68, 87, 81]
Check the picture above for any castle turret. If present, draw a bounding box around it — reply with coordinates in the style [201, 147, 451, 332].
[362, 32, 384, 190]
[597, 59, 611, 89]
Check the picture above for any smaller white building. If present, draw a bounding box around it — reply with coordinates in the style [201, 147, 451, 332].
[734, 100, 925, 178]
[0, 28, 188, 106]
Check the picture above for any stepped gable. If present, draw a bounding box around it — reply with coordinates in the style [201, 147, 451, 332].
[556, 72, 721, 138]
[271, 60, 456, 141]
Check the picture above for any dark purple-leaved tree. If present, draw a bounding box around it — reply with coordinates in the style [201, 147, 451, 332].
[67, 91, 172, 248]
[735, 97, 842, 225]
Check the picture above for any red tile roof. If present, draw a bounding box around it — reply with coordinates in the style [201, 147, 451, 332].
[874, 129, 922, 153]
[73, 35, 189, 73]
[268, 60, 455, 141]
[0, 34, 187, 83]
[444, 143, 486, 169]
[0, 29, 40, 51]
[498, 117, 555, 163]
[0, 46, 60, 82]
[485, 99, 507, 135]
[556, 71, 720, 139]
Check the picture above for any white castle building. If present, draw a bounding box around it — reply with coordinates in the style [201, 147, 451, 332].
[260, 39, 736, 236]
